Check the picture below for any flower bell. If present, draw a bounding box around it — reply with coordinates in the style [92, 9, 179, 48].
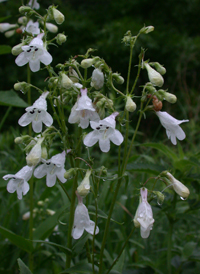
[15, 33, 52, 72]
[144, 63, 164, 87]
[91, 68, 104, 90]
[166, 172, 190, 198]
[34, 151, 67, 187]
[83, 112, 124, 152]
[156, 111, 189, 145]
[18, 91, 53, 133]
[77, 170, 91, 197]
[72, 194, 99, 239]
[134, 188, 154, 238]
[3, 165, 34, 199]
[68, 88, 100, 129]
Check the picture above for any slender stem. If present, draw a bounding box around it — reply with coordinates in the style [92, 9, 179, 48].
[130, 51, 143, 95]
[126, 44, 134, 94]
[167, 218, 173, 274]
[0, 106, 12, 131]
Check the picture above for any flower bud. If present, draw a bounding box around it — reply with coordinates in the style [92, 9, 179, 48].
[46, 22, 58, 33]
[14, 137, 23, 144]
[41, 146, 48, 159]
[0, 23, 18, 33]
[164, 92, 177, 104]
[19, 6, 32, 14]
[125, 96, 136, 112]
[56, 33, 67, 45]
[166, 172, 190, 199]
[4, 30, 15, 38]
[46, 209, 55, 215]
[52, 8, 65, 24]
[26, 137, 44, 166]
[64, 168, 77, 179]
[18, 16, 27, 24]
[22, 211, 30, 220]
[153, 191, 165, 205]
[14, 81, 31, 94]
[144, 63, 164, 87]
[81, 58, 95, 69]
[69, 67, 79, 83]
[140, 25, 154, 34]
[12, 43, 23, 56]
[91, 68, 104, 90]
[77, 170, 91, 197]
[60, 73, 73, 89]
[152, 62, 166, 75]
[112, 73, 124, 84]
[37, 200, 44, 206]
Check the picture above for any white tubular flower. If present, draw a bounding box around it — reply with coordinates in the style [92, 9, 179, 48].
[83, 112, 124, 153]
[144, 63, 164, 87]
[46, 23, 58, 33]
[34, 151, 67, 187]
[156, 111, 189, 145]
[24, 20, 40, 35]
[136, 188, 154, 239]
[77, 170, 91, 197]
[72, 199, 99, 239]
[0, 23, 17, 32]
[166, 172, 190, 199]
[52, 8, 65, 25]
[68, 88, 100, 129]
[3, 165, 34, 200]
[18, 91, 53, 133]
[26, 137, 44, 166]
[27, 0, 40, 10]
[91, 68, 104, 90]
[15, 33, 52, 72]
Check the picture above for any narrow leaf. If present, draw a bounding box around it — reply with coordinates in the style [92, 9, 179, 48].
[126, 162, 165, 175]
[60, 263, 99, 273]
[17, 258, 33, 274]
[142, 143, 178, 160]
[0, 90, 28, 107]
[33, 240, 71, 254]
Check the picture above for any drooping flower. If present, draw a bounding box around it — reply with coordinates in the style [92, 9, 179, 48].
[18, 91, 53, 133]
[166, 172, 190, 199]
[134, 188, 154, 239]
[26, 137, 44, 166]
[34, 151, 67, 187]
[144, 62, 164, 87]
[3, 165, 34, 199]
[72, 195, 99, 239]
[68, 88, 100, 129]
[156, 111, 189, 145]
[27, 0, 40, 10]
[0, 23, 18, 33]
[15, 33, 52, 72]
[77, 170, 91, 197]
[91, 68, 104, 90]
[83, 112, 124, 152]
[24, 20, 40, 35]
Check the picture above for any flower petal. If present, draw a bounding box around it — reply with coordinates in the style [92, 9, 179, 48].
[40, 51, 53, 66]
[109, 129, 124, 146]
[56, 167, 67, 184]
[85, 220, 99, 235]
[22, 181, 30, 196]
[42, 112, 53, 127]
[7, 179, 17, 193]
[72, 226, 84, 239]
[83, 131, 99, 147]
[32, 120, 43, 133]
[29, 60, 40, 72]
[18, 112, 33, 127]
[15, 52, 28, 67]
[34, 164, 47, 178]
[46, 173, 57, 187]
[99, 138, 110, 152]
[79, 117, 89, 129]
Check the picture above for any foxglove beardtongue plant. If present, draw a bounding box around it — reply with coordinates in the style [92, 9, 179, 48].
[34, 151, 67, 187]
[134, 188, 154, 238]
[72, 194, 99, 239]
[18, 91, 53, 133]
[68, 88, 100, 129]
[15, 33, 52, 72]
[83, 112, 124, 152]
[156, 111, 189, 145]
[3, 165, 34, 200]
[166, 172, 190, 198]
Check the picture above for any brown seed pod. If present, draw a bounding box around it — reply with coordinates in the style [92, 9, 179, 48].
[16, 28, 23, 34]
[152, 96, 163, 111]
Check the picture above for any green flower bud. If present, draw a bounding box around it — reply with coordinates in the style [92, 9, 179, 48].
[60, 73, 73, 89]
[26, 137, 44, 166]
[18, 16, 27, 24]
[69, 67, 79, 83]
[46, 23, 58, 33]
[64, 168, 77, 179]
[56, 33, 67, 45]
[144, 63, 164, 87]
[153, 191, 165, 206]
[166, 172, 190, 199]
[81, 58, 95, 68]
[41, 146, 48, 159]
[14, 81, 31, 94]
[52, 8, 65, 24]
[112, 73, 124, 84]
[19, 6, 32, 14]
[12, 43, 23, 56]
[151, 62, 166, 75]
[14, 137, 23, 144]
[125, 96, 136, 112]
[164, 92, 177, 104]
[77, 170, 91, 197]
[140, 26, 154, 34]
[5, 30, 15, 38]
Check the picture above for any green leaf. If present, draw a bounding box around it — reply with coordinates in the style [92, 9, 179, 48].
[142, 143, 178, 160]
[182, 242, 196, 259]
[113, 250, 125, 273]
[0, 226, 33, 253]
[33, 240, 71, 254]
[17, 258, 33, 274]
[126, 162, 165, 175]
[0, 90, 28, 107]
[60, 263, 99, 273]
[0, 45, 11, 55]
[33, 206, 68, 241]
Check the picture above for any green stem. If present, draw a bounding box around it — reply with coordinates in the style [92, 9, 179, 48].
[167, 218, 173, 274]
[130, 52, 143, 95]
[0, 106, 12, 131]
[126, 44, 134, 94]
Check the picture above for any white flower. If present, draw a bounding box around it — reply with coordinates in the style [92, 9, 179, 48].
[83, 112, 123, 152]
[24, 20, 40, 35]
[26, 137, 44, 166]
[135, 188, 154, 239]
[68, 88, 100, 129]
[156, 111, 189, 145]
[27, 0, 40, 10]
[72, 199, 99, 239]
[52, 8, 65, 25]
[15, 33, 52, 72]
[0, 23, 17, 32]
[18, 91, 53, 133]
[77, 170, 91, 197]
[166, 172, 190, 198]
[46, 23, 58, 33]
[3, 165, 34, 200]
[34, 151, 67, 187]
[144, 63, 164, 87]
[91, 68, 104, 90]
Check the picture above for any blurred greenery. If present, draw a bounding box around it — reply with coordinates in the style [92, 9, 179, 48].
[0, 0, 200, 274]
